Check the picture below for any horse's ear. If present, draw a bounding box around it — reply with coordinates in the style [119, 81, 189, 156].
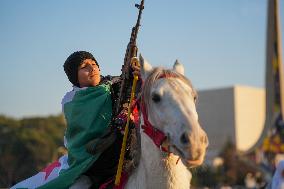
[173, 59, 184, 75]
[139, 54, 152, 80]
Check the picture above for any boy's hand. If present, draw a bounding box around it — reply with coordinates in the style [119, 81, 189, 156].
[132, 64, 140, 76]
[131, 57, 141, 77]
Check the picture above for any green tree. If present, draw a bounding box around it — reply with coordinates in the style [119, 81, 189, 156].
[0, 114, 66, 187]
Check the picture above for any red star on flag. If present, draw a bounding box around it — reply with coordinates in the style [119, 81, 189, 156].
[42, 160, 61, 180]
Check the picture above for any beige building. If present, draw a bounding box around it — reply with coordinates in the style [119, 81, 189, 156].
[197, 85, 265, 160]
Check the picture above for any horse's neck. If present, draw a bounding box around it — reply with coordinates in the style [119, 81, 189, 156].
[126, 131, 192, 189]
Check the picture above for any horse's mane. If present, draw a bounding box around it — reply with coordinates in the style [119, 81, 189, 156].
[142, 67, 198, 108]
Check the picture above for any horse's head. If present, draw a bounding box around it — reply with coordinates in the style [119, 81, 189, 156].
[139, 55, 208, 168]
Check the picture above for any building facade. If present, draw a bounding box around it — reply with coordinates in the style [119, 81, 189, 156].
[197, 85, 265, 160]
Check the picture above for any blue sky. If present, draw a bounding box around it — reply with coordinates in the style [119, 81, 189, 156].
[0, 0, 283, 118]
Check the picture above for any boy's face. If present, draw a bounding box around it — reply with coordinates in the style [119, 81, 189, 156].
[78, 59, 101, 87]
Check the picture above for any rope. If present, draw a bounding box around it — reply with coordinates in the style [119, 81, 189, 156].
[115, 57, 139, 186]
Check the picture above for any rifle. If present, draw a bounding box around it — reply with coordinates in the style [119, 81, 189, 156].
[114, 0, 145, 117]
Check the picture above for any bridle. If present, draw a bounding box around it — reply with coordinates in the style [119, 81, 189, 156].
[139, 73, 181, 153]
[140, 96, 168, 152]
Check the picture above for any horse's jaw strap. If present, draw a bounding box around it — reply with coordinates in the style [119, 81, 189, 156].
[140, 98, 168, 152]
[141, 124, 167, 151]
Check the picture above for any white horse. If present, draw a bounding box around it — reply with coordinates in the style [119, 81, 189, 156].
[125, 55, 209, 189]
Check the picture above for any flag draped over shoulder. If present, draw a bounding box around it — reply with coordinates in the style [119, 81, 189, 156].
[12, 84, 113, 189]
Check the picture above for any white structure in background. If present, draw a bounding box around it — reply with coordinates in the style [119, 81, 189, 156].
[197, 85, 265, 160]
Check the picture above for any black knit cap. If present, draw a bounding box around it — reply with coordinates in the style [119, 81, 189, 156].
[63, 51, 99, 87]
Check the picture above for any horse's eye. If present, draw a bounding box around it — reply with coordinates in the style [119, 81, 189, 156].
[152, 93, 161, 103]
[194, 96, 197, 103]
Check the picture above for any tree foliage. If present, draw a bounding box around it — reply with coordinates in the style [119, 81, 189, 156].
[0, 114, 66, 187]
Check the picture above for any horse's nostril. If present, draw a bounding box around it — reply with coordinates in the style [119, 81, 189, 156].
[180, 132, 189, 144]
